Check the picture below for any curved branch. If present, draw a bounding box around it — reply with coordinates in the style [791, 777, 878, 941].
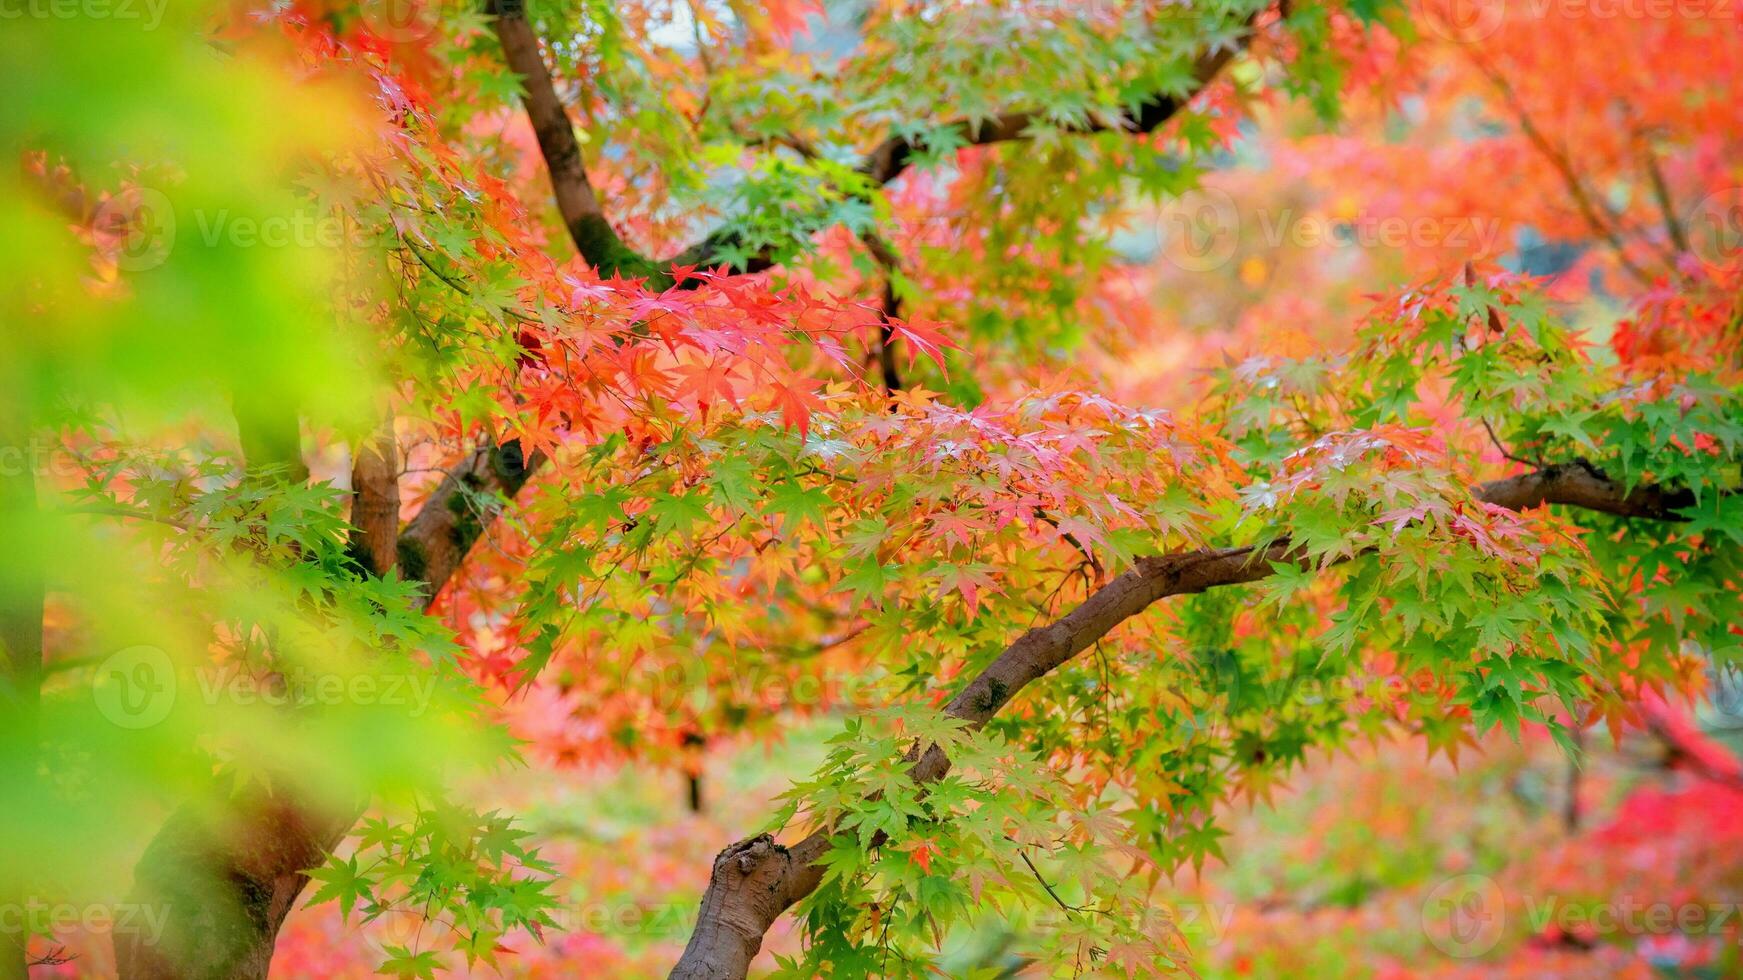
[859, 31, 1250, 187]
[490, 0, 656, 278]
[396, 440, 545, 603]
[668, 460, 1701, 979]
[490, 4, 1259, 285]
[1476, 459, 1697, 520]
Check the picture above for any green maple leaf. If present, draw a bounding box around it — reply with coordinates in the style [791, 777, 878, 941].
[307, 854, 370, 920]
[767, 480, 833, 534]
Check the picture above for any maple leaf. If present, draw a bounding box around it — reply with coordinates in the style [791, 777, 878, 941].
[932, 562, 1003, 617]
[765, 376, 825, 440]
[906, 837, 939, 874]
[672, 358, 743, 412]
[887, 316, 956, 373]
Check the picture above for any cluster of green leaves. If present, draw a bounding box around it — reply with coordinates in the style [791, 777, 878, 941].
[1356, 276, 1742, 687]
[769, 705, 1186, 978]
[309, 803, 563, 979]
[1347, 277, 1741, 500]
[693, 149, 885, 270]
[1208, 273, 1741, 741]
[20, 437, 514, 824]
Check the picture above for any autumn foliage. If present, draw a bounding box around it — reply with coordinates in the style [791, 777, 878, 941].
[3, 0, 1742, 977]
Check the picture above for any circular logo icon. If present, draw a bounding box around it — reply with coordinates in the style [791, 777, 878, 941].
[91, 187, 175, 273]
[92, 645, 177, 729]
[1422, 873, 1506, 958]
[363, 906, 429, 961]
[1688, 188, 1743, 274]
[1416, 0, 1507, 42]
[360, 0, 442, 43]
[1156, 187, 1240, 273]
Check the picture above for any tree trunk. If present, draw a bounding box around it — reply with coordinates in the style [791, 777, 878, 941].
[114, 793, 358, 979]
[114, 441, 539, 978]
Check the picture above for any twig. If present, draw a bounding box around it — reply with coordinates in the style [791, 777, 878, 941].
[1010, 843, 1100, 916]
[1482, 419, 1541, 468]
[1463, 50, 1655, 285]
[1634, 132, 1690, 257]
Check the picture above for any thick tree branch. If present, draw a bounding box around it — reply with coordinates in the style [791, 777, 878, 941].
[119, 395, 328, 979]
[859, 35, 1250, 188]
[668, 460, 1701, 979]
[490, 4, 1259, 285]
[876, 278, 903, 394]
[396, 440, 545, 602]
[490, 0, 780, 284]
[346, 419, 401, 578]
[1475, 458, 1697, 520]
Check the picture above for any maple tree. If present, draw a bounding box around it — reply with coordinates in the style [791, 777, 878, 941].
[3, 0, 1742, 977]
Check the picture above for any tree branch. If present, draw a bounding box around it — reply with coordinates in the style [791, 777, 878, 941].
[489, 4, 1259, 285]
[396, 440, 545, 603]
[1475, 458, 1697, 520]
[487, 0, 651, 278]
[346, 418, 401, 578]
[1463, 50, 1658, 286]
[1634, 131, 1690, 258]
[668, 460, 1700, 979]
[860, 231, 906, 394]
[859, 34, 1250, 188]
